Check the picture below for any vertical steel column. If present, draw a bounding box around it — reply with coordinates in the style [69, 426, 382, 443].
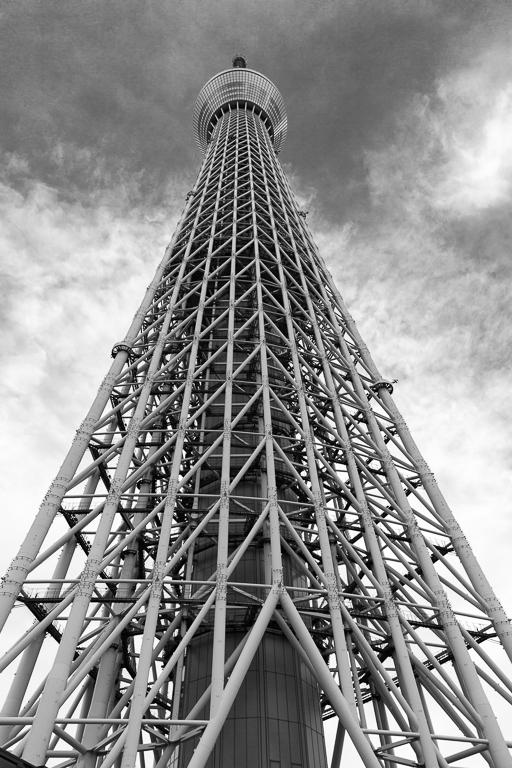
[209, 113, 236, 716]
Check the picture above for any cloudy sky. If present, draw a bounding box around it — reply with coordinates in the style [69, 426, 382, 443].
[1, 0, 512, 642]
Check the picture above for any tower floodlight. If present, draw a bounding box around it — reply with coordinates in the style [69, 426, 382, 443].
[1, 58, 512, 768]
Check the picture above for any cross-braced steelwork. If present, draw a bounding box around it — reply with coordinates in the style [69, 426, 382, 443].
[1, 55, 512, 768]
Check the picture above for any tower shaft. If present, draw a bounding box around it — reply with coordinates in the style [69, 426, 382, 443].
[0, 58, 511, 768]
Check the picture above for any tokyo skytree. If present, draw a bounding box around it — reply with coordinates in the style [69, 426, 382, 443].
[0, 54, 511, 768]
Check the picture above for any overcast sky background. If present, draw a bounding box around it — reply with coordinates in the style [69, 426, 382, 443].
[1, 0, 512, 743]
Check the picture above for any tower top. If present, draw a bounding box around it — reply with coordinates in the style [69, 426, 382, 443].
[232, 53, 247, 68]
[193, 59, 287, 154]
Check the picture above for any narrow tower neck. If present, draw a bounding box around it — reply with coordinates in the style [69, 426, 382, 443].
[193, 65, 287, 153]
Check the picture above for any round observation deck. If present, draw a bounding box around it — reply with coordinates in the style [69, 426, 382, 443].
[193, 63, 287, 154]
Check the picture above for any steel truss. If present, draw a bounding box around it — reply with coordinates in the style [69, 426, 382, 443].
[1, 60, 512, 768]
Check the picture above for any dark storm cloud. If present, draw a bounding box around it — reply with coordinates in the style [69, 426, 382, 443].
[280, 1, 512, 221]
[2, 0, 510, 214]
[0, 0, 198, 199]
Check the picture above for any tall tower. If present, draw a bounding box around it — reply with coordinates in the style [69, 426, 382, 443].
[0, 55, 511, 768]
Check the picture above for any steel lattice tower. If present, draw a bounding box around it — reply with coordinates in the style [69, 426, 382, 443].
[1, 55, 512, 768]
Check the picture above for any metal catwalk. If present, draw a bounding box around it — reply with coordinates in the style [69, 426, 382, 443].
[0, 55, 511, 768]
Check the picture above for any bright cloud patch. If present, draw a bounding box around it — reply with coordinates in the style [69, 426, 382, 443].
[437, 79, 512, 213]
[364, 47, 512, 217]
[0, 155, 188, 572]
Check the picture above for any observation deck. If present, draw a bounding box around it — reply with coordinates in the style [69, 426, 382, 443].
[193, 56, 287, 153]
